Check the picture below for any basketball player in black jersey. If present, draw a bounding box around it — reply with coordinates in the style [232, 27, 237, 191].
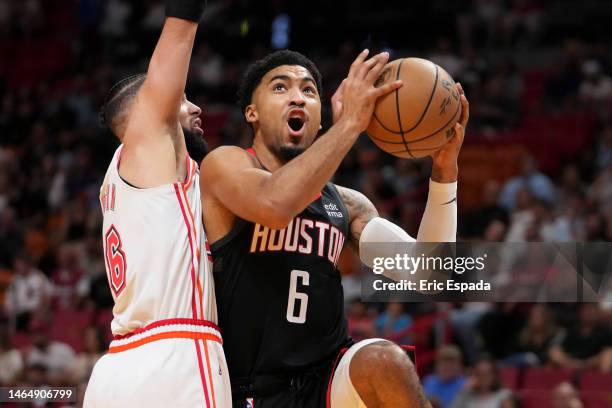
[200, 49, 469, 407]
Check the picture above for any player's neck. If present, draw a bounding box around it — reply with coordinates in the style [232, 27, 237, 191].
[251, 139, 285, 172]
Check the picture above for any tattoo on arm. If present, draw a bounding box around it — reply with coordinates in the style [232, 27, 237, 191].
[337, 186, 378, 246]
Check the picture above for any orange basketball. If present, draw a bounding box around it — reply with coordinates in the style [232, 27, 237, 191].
[367, 58, 462, 159]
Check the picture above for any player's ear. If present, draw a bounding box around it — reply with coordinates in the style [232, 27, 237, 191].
[245, 104, 258, 124]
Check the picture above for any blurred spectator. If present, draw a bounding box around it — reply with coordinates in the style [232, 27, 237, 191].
[588, 163, 612, 219]
[26, 324, 76, 384]
[0, 207, 23, 266]
[375, 302, 412, 342]
[596, 123, 612, 170]
[449, 302, 492, 365]
[579, 60, 612, 105]
[584, 211, 608, 241]
[499, 394, 523, 408]
[551, 382, 583, 408]
[478, 303, 526, 359]
[549, 192, 586, 241]
[461, 180, 508, 239]
[0, 323, 23, 386]
[504, 188, 536, 242]
[549, 303, 612, 372]
[192, 44, 224, 91]
[450, 357, 511, 408]
[4, 252, 52, 331]
[429, 37, 463, 78]
[557, 164, 587, 211]
[504, 304, 563, 366]
[347, 299, 376, 342]
[423, 345, 467, 408]
[70, 327, 104, 384]
[100, 0, 131, 39]
[51, 245, 84, 309]
[471, 63, 520, 130]
[500, 393, 524, 408]
[499, 154, 556, 212]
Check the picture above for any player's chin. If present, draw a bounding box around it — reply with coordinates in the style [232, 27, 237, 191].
[278, 141, 306, 161]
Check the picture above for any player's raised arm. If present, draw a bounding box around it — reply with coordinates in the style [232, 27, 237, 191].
[201, 50, 403, 230]
[131, 1, 205, 131]
[114, 1, 206, 187]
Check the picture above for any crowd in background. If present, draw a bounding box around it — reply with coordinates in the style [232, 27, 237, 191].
[1, 0, 612, 406]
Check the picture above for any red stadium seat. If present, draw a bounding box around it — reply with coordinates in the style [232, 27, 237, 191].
[500, 366, 521, 390]
[580, 371, 612, 391]
[523, 367, 573, 389]
[520, 390, 552, 408]
[10, 331, 31, 349]
[580, 391, 612, 408]
[48, 307, 94, 353]
[96, 308, 115, 345]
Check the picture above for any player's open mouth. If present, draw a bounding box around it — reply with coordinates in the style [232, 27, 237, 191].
[287, 110, 306, 137]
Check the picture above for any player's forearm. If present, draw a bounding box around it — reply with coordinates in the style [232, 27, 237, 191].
[416, 179, 457, 242]
[262, 119, 361, 220]
[142, 18, 197, 123]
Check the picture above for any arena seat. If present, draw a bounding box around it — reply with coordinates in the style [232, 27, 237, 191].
[48, 307, 94, 353]
[389, 313, 452, 377]
[457, 144, 526, 212]
[95, 307, 115, 344]
[499, 366, 521, 390]
[580, 391, 612, 408]
[579, 371, 612, 391]
[522, 367, 573, 389]
[519, 390, 552, 408]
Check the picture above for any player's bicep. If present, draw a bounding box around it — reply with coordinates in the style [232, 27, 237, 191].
[201, 147, 294, 229]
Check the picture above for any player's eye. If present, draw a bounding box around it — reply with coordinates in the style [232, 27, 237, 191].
[274, 84, 287, 92]
[303, 86, 316, 95]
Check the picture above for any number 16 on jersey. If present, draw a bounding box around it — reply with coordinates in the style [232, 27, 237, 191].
[286, 270, 309, 324]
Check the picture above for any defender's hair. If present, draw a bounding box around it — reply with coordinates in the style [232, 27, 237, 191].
[100, 73, 147, 134]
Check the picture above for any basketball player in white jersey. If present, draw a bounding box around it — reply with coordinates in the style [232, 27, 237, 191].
[84, 1, 231, 407]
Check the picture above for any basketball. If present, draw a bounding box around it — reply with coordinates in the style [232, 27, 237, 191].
[367, 58, 462, 159]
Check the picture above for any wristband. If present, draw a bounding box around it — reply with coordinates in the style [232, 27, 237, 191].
[165, 0, 206, 22]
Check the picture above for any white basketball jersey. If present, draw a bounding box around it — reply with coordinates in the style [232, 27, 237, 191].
[99, 146, 217, 335]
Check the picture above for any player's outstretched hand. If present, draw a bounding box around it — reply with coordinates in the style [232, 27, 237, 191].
[431, 83, 469, 183]
[333, 49, 402, 133]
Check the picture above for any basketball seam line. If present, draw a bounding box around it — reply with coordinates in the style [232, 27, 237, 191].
[404, 62, 439, 133]
[394, 59, 413, 158]
[372, 62, 440, 136]
[372, 100, 462, 145]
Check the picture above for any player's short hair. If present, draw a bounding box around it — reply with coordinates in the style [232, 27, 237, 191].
[100, 73, 147, 135]
[237, 50, 323, 113]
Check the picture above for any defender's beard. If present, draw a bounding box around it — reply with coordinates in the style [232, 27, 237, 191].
[184, 128, 209, 164]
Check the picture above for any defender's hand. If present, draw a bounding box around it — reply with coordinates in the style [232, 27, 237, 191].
[431, 83, 469, 183]
[335, 50, 403, 133]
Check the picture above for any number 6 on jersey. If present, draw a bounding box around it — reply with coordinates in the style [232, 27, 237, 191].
[286, 270, 309, 324]
[105, 225, 127, 297]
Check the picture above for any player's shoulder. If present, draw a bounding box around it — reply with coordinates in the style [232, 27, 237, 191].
[200, 146, 259, 179]
[202, 145, 257, 167]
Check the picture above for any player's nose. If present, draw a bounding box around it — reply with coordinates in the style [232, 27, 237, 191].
[191, 103, 202, 116]
[288, 89, 306, 107]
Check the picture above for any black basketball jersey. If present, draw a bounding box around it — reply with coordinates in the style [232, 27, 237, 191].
[211, 166, 351, 388]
